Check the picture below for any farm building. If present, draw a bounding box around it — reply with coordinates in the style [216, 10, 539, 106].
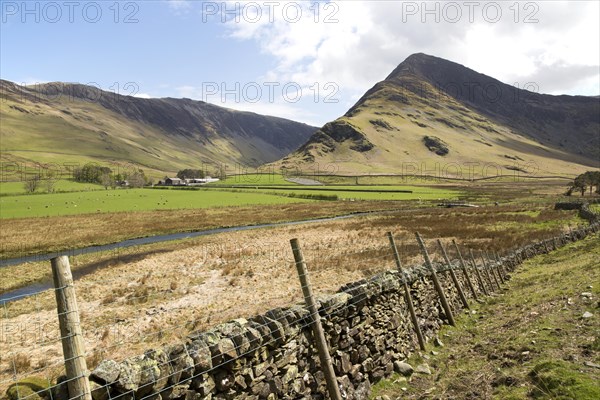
[160, 177, 220, 186]
[164, 177, 184, 186]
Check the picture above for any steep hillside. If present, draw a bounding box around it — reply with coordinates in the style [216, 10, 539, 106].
[0, 80, 316, 176]
[278, 53, 599, 177]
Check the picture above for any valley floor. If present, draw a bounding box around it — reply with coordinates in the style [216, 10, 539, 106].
[370, 232, 600, 399]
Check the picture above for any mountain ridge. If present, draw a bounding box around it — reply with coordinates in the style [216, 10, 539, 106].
[0, 79, 317, 175]
[278, 53, 599, 176]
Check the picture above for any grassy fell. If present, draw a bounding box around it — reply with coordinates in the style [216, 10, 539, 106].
[371, 232, 600, 399]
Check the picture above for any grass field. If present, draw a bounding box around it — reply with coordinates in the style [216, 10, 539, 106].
[305, 175, 574, 186]
[0, 175, 461, 219]
[370, 232, 600, 399]
[0, 187, 311, 219]
[1, 203, 582, 292]
[0, 179, 104, 196]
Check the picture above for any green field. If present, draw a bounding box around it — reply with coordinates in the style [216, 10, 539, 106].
[0, 188, 311, 219]
[0, 179, 104, 195]
[0, 175, 461, 218]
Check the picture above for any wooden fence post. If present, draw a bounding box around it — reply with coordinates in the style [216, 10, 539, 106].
[415, 233, 455, 326]
[487, 251, 505, 284]
[290, 239, 342, 400]
[485, 251, 504, 284]
[436, 240, 469, 309]
[495, 252, 508, 281]
[483, 252, 501, 289]
[480, 252, 499, 291]
[469, 249, 489, 296]
[51, 256, 92, 400]
[386, 232, 426, 351]
[452, 240, 478, 301]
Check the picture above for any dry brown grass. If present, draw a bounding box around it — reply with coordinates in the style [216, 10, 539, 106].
[0, 201, 414, 260]
[8, 354, 30, 375]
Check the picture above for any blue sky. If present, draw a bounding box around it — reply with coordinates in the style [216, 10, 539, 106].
[1, 1, 599, 126]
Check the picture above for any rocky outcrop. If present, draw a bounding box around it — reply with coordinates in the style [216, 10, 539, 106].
[423, 135, 449, 156]
[290, 120, 374, 162]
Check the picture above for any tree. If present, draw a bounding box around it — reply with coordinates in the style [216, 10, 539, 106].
[216, 165, 227, 180]
[569, 171, 600, 197]
[128, 169, 147, 188]
[44, 169, 57, 193]
[573, 175, 587, 197]
[44, 178, 56, 193]
[176, 169, 205, 180]
[100, 172, 113, 189]
[584, 171, 600, 194]
[73, 164, 112, 184]
[23, 175, 40, 193]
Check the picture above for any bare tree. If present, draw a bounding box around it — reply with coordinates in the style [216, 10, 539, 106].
[100, 172, 113, 189]
[128, 170, 146, 188]
[23, 176, 40, 193]
[44, 169, 57, 193]
[44, 178, 56, 193]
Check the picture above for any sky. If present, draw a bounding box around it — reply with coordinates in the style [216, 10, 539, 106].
[1, 0, 599, 126]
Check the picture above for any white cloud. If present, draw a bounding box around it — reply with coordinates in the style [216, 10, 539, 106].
[222, 0, 600, 102]
[172, 1, 599, 125]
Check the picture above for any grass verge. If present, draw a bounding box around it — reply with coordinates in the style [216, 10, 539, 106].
[370, 232, 600, 399]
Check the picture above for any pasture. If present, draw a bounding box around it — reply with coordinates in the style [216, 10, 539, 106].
[0, 175, 461, 219]
[0, 187, 310, 219]
[0, 179, 103, 196]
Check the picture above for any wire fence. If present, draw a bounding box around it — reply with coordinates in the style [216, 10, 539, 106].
[1, 212, 598, 400]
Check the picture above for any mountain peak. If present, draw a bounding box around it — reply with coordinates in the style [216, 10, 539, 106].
[386, 53, 468, 82]
[279, 53, 599, 174]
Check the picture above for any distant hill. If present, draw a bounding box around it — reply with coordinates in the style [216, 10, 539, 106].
[0, 80, 317, 177]
[277, 53, 599, 177]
